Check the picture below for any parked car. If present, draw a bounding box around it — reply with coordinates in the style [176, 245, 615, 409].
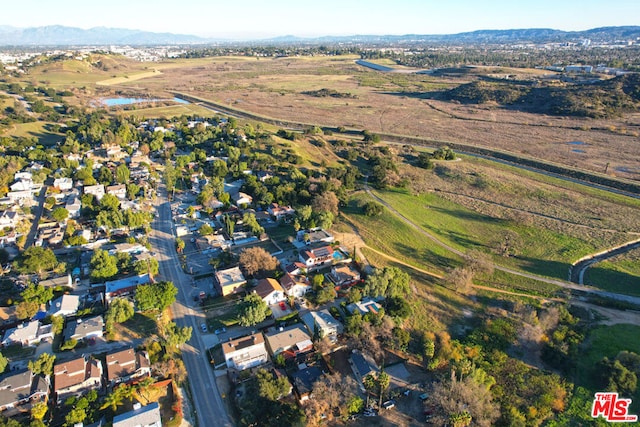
[382, 400, 396, 410]
[200, 323, 207, 332]
[214, 327, 227, 334]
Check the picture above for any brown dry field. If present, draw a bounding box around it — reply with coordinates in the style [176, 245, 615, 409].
[106, 55, 640, 182]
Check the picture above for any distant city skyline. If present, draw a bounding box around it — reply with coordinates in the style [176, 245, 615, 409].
[2, 0, 639, 40]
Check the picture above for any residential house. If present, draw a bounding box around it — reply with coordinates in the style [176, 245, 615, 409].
[299, 246, 334, 269]
[0, 370, 49, 413]
[83, 184, 105, 201]
[296, 228, 334, 245]
[107, 243, 148, 255]
[233, 192, 252, 207]
[222, 333, 268, 371]
[39, 274, 72, 289]
[0, 211, 18, 229]
[7, 190, 34, 205]
[327, 264, 361, 288]
[349, 349, 379, 386]
[48, 294, 80, 317]
[254, 278, 286, 306]
[214, 267, 246, 296]
[302, 310, 342, 343]
[264, 324, 313, 359]
[267, 203, 295, 220]
[64, 315, 104, 343]
[53, 177, 73, 191]
[106, 348, 151, 386]
[256, 170, 273, 182]
[106, 184, 127, 200]
[65, 195, 81, 219]
[346, 297, 382, 316]
[291, 366, 323, 403]
[113, 401, 162, 427]
[1, 321, 52, 347]
[10, 179, 33, 192]
[104, 274, 151, 303]
[279, 273, 311, 298]
[53, 356, 103, 402]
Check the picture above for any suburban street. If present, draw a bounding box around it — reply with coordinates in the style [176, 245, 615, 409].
[149, 183, 232, 427]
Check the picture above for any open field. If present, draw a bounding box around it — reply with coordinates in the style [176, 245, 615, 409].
[15, 54, 640, 180]
[577, 324, 640, 411]
[584, 248, 640, 296]
[119, 103, 218, 119]
[68, 54, 640, 182]
[1, 120, 63, 144]
[343, 193, 463, 275]
[97, 69, 162, 86]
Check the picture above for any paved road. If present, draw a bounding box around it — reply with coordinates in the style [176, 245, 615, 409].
[150, 184, 232, 427]
[24, 185, 47, 248]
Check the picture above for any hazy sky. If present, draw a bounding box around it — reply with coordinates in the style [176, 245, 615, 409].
[3, 0, 639, 39]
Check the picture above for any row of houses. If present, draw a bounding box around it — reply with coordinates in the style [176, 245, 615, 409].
[0, 347, 150, 417]
[222, 309, 343, 373]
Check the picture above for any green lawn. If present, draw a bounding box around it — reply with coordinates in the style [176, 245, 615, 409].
[345, 192, 463, 275]
[372, 188, 600, 280]
[577, 324, 640, 411]
[2, 121, 64, 145]
[585, 252, 640, 297]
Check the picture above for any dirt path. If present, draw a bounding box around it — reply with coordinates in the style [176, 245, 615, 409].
[363, 180, 640, 306]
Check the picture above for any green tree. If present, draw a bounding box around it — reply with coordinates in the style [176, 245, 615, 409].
[223, 214, 235, 238]
[135, 281, 178, 312]
[28, 353, 55, 376]
[377, 371, 391, 408]
[115, 164, 130, 184]
[597, 358, 638, 395]
[99, 193, 120, 212]
[160, 321, 192, 349]
[21, 284, 53, 305]
[97, 166, 113, 185]
[126, 183, 140, 200]
[175, 237, 185, 253]
[15, 301, 40, 320]
[199, 224, 214, 236]
[417, 153, 434, 169]
[100, 384, 132, 411]
[256, 368, 291, 400]
[105, 297, 134, 333]
[51, 207, 69, 222]
[0, 353, 7, 375]
[133, 258, 159, 278]
[90, 249, 118, 280]
[238, 293, 271, 326]
[16, 246, 58, 275]
[242, 212, 264, 236]
[30, 402, 48, 421]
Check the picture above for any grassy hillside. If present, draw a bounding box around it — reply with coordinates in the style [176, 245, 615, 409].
[442, 73, 640, 118]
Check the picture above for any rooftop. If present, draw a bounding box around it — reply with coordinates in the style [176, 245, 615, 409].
[222, 333, 265, 356]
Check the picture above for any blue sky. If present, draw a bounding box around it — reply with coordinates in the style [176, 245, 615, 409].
[3, 0, 639, 39]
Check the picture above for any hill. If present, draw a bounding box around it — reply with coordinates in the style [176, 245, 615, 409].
[441, 73, 640, 118]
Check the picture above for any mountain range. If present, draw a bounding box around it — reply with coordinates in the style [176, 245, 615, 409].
[0, 25, 638, 46]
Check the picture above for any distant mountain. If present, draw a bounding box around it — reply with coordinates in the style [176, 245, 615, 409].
[0, 25, 205, 46]
[262, 26, 640, 45]
[0, 25, 638, 46]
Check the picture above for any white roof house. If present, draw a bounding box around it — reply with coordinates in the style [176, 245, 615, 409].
[2, 321, 52, 347]
[222, 333, 268, 371]
[113, 402, 161, 427]
[83, 184, 105, 201]
[48, 294, 80, 317]
[53, 177, 73, 191]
